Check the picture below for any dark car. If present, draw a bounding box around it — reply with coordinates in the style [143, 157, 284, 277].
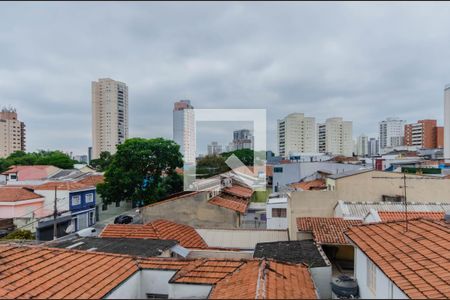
[114, 215, 133, 224]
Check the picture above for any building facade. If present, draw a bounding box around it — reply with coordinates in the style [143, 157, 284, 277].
[173, 100, 196, 164]
[356, 134, 368, 156]
[91, 78, 129, 159]
[445, 85, 450, 162]
[0, 107, 26, 158]
[404, 119, 442, 149]
[367, 138, 379, 157]
[277, 113, 316, 158]
[379, 117, 405, 151]
[317, 117, 353, 157]
[207, 141, 222, 156]
[232, 129, 253, 151]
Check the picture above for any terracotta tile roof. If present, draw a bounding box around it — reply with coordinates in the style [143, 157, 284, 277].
[378, 211, 445, 222]
[76, 175, 104, 186]
[0, 245, 139, 299]
[171, 259, 245, 284]
[290, 179, 326, 190]
[99, 224, 159, 239]
[100, 219, 208, 248]
[0, 187, 44, 202]
[35, 181, 94, 191]
[345, 219, 450, 299]
[209, 260, 317, 299]
[150, 219, 208, 249]
[0, 245, 317, 299]
[223, 185, 254, 198]
[2, 165, 60, 181]
[297, 217, 362, 245]
[208, 195, 249, 213]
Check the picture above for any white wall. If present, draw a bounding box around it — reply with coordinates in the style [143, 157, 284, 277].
[266, 201, 288, 229]
[140, 270, 176, 297]
[310, 266, 332, 299]
[354, 248, 408, 299]
[168, 283, 212, 299]
[34, 189, 70, 211]
[105, 272, 140, 299]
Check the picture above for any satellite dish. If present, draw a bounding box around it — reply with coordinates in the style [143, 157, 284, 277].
[65, 224, 75, 234]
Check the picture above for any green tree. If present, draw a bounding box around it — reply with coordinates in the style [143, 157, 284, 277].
[2, 229, 34, 240]
[90, 151, 113, 171]
[196, 155, 230, 178]
[97, 138, 183, 206]
[1, 150, 75, 170]
[221, 148, 254, 166]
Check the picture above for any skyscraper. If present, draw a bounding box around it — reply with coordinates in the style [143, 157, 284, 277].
[173, 100, 196, 164]
[367, 138, 380, 157]
[92, 78, 129, 159]
[445, 85, 450, 161]
[207, 141, 222, 156]
[277, 113, 316, 158]
[232, 129, 254, 150]
[356, 134, 368, 156]
[0, 107, 26, 158]
[317, 117, 353, 157]
[379, 117, 405, 151]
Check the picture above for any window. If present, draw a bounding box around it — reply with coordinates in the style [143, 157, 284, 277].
[85, 193, 94, 203]
[367, 259, 376, 293]
[10, 174, 17, 180]
[274, 167, 283, 173]
[272, 208, 287, 218]
[71, 195, 81, 206]
[89, 211, 95, 226]
[146, 294, 168, 299]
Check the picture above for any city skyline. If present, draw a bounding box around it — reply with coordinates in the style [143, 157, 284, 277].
[2, 3, 450, 155]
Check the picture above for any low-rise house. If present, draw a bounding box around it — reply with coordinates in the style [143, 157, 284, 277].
[364, 209, 445, 223]
[33, 181, 97, 239]
[0, 186, 46, 232]
[0, 245, 318, 299]
[254, 240, 332, 299]
[289, 178, 326, 191]
[142, 184, 254, 229]
[345, 219, 449, 299]
[2, 165, 61, 184]
[296, 217, 362, 273]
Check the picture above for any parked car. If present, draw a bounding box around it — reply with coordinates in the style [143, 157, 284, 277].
[76, 227, 97, 237]
[114, 215, 133, 224]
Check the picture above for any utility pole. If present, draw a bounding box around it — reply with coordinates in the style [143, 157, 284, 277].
[403, 173, 408, 232]
[53, 186, 58, 240]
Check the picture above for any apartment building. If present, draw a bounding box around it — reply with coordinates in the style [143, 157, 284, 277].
[317, 117, 353, 157]
[404, 119, 443, 149]
[0, 107, 26, 158]
[173, 100, 196, 164]
[91, 78, 129, 159]
[356, 134, 368, 156]
[379, 117, 405, 150]
[277, 113, 316, 158]
[232, 129, 253, 150]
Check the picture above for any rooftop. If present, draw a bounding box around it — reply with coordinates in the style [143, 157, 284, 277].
[336, 200, 450, 219]
[253, 240, 329, 267]
[345, 219, 450, 299]
[35, 181, 95, 191]
[0, 245, 317, 299]
[223, 185, 254, 198]
[208, 194, 249, 213]
[289, 179, 326, 190]
[100, 219, 208, 249]
[0, 187, 44, 202]
[2, 165, 60, 181]
[47, 237, 177, 257]
[377, 211, 445, 222]
[327, 169, 372, 180]
[297, 217, 362, 245]
[76, 174, 104, 186]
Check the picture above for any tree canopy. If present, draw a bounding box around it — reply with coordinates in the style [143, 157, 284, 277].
[90, 151, 113, 172]
[195, 148, 255, 178]
[221, 148, 254, 166]
[0, 150, 76, 172]
[96, 138, 183, 206]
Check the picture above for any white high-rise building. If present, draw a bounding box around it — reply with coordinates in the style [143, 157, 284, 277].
[92, 78, 128, 159]
[356, 134, 368, 156]
[0, 107, 26, 158]
[207, 141, 222, 156]
[368, 138, 380, 157]
[445, 85, 450, 162]
[173, 100, 196, 164]
[379, 117, 405, 151]
[317, 117, 353, 157]
[277, 113, 316, 158]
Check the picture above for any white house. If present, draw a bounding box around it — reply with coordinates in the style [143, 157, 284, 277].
[346, 219, 448, 299]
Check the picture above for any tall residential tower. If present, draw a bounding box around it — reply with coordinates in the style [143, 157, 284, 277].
[92, 78, 129, 159]
[317, 117, 353, 157]
[445, 85, 450, 161]
[173, 100, 196, 164]
[277, 113, 316, 158]
[379, 117, 405, 151]
[0, 107, 26, 158]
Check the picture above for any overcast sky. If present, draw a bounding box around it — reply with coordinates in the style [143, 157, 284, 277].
[1, 2, 450, 156]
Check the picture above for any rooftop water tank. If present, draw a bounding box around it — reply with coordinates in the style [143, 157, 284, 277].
[331, 275, 359, 298]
